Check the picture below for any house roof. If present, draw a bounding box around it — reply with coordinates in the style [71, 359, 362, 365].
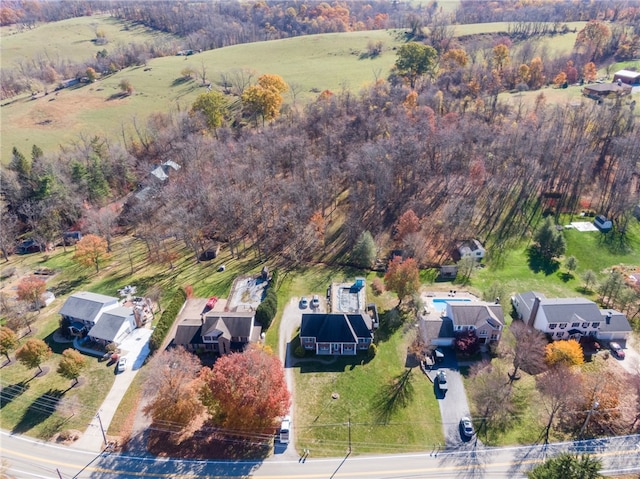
[202, 312, 254, 339]
[423, 317, 454, 341]
[584, 83, 632, 93]
[448, 303, 504, 329]
[458, 239, 484, 254]
[59, 292, 119, 323]
[173, 323, 203, 346]
[599, 310, 632, 333]
[300, 313, 373, 343]
[614, 70, 640, 80]
[87, 307, 133, 342]
[539, 298, 601, 324]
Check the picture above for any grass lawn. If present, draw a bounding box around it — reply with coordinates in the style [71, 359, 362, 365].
[471, 219, 640, 305]
[293, 325, 443, 456]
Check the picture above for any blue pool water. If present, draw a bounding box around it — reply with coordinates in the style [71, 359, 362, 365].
[431, 298, 471, 313]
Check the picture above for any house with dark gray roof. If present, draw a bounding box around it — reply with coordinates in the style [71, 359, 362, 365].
[59, 292, 119, 334]
[87, 306, 136, 345]
[300, 313, 374, 355]
[457, 239, 486, 260]
[172, 311, 261, 355]
[445, 302, 504, 345]
[512, 291, 632, 343]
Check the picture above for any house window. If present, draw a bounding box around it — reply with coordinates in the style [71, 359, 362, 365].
[456, 325, 462, 331]
[490, 334, 499, 340]
[592, 322, 600, 328]
[571, 322, 580, 328]
[478, 330, 488, 337]
[555, 332, 563, 338]
[203, 336, 213, 342]
[582, 322, 589, 328]
[559, 323, 567, 329]
[549, 324, 557, 330]
[589, 330, 597, 336]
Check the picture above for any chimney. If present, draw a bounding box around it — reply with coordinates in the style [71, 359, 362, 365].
[528, 297, 541, 328]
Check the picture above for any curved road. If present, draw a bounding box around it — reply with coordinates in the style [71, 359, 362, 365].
[3, 430, 640, 479]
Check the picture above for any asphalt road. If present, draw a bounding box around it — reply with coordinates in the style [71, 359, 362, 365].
[3, 430, 640, 479]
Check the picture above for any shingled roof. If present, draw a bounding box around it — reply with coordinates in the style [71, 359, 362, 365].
[300, 313, 373, 343]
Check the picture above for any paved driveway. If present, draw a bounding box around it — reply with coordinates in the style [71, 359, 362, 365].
[424, 348, 476, 448]
[614, 335, 640, 374]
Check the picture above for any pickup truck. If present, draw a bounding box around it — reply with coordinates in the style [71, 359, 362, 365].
[436, 370, 448, 393]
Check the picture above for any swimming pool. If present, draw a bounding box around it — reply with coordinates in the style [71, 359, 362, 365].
[430, 298, 471, 313]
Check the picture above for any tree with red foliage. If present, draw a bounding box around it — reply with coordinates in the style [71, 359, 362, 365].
[454, 329, 480, 356]
[384, 256, 420, 305]
[201, 345, 290, 438]
[16, 275, 46, 309]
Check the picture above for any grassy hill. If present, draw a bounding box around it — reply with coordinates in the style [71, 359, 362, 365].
[1, 20, 589, 163]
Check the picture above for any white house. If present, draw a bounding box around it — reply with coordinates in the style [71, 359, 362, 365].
[457, 239, 486, 260]
[59, 292, 119, 334]
[512, 291, 631, 343]
[87, 306, 137, 345]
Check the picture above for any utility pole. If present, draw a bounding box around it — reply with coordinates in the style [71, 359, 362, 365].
[578, 400, 599, 439]
[347, 414, 352, 455]
[96, 412, 108, 446]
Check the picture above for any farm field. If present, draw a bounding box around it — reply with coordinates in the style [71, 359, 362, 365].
[1, 18, 590, 163]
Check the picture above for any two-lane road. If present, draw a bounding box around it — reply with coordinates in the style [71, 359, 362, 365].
[3, 430, 640, 479]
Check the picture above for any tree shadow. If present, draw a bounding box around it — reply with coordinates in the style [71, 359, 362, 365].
[13, 388, 64, 434]
[371, 369, 414, 425]
[0, 381, 30, 409]
[506, 443, 550, 477]
[375, 308, 405, 342]
[557, 271, 574, 283]
[437, 441, 488, 479]
[526, 247, 559, 275]
[49, 276, 88, 296]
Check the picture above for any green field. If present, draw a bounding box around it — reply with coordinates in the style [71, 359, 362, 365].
[1, 17, 590, 163]
[0, 15, 178, 66]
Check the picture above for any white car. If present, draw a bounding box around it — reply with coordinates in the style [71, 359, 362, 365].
[311, 295, 320, 309]
[300, 297, 309, 309]
[460, 416, 474, 437]
[117, 357, 127, 373]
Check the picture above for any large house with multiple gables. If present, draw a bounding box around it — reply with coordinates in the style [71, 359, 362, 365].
[512, 291, 632, 343]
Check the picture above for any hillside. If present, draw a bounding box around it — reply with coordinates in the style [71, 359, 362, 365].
[1, 20, 588, 163]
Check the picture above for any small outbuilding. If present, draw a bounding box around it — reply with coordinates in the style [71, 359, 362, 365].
[594, 215, 613, 232]
[613, 70, 640, 86]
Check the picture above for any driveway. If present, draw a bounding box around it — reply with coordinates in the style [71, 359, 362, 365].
[423, 348, 476, 448]
[614, 335, 640, 374]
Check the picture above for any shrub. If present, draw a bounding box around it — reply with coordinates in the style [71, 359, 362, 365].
[367, 343, 378, 360]
[371, 277, 385, 295]
[294, 345, 307, 358]
[149, 288, 186, 352]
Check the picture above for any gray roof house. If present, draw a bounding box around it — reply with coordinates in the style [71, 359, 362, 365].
[300, 313, 374, 355]
[87, 306, 136, 345]
[59, 292, 119, 332]
[445, 302, 505, 344]
[512, 291, 632, 343]
[457, 239, 486, 260]
[173, 312, 261, 355]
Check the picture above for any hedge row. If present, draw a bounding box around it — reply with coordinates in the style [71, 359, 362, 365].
[255, 270, 278, 330]
[149, 288, 187, 352]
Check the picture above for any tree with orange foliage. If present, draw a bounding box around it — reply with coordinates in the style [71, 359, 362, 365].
[545, 339, 584, 366]
[143, 347, 206, 442]
[15, 338, 52, 375]
[16, 275, 46, 309]
[201, 345, 290, 437]
[575, 20, 611, 61]
[395, 209, 420, 241]
[73, 234, 110, 273]
[384, 256, 421, 305]
[528, 57, 545, 89]
[57, 348, 87, 386]
[582, 62, 598, 82]
[553, 71, 567, 87]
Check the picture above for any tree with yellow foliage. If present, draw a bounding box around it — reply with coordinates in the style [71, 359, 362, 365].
[545, 339, 584, 366]
[73, 234, 110, 273]
[242, 74, 289, 126]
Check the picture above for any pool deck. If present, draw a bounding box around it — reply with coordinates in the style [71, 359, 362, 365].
[420, 290, 479, 319]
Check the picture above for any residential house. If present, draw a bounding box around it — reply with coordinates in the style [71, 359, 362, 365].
[512, 291, 632, 343]
[87, 306, 137, 345]
[59, 292, 120, 336]
[17, 238, 43, 254]
[457, 239, 486, 260]
[583, 82, 632, 98]
[445, 302, 504, 344]
[613, 70, 640, 86]
[300, 313, 374, 355]
[173, 311, 261, 355]
[438, 265, 458, 280]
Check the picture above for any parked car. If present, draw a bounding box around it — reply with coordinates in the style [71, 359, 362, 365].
[460, 416, 474, 438]
[117, 357, 127, 373]
[206, 296, 218, 310]
[610, 342, 625, 359]
[436, 370, 448, 393]
[311, 295, 320, 309]
[300, 297, 309, 309]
